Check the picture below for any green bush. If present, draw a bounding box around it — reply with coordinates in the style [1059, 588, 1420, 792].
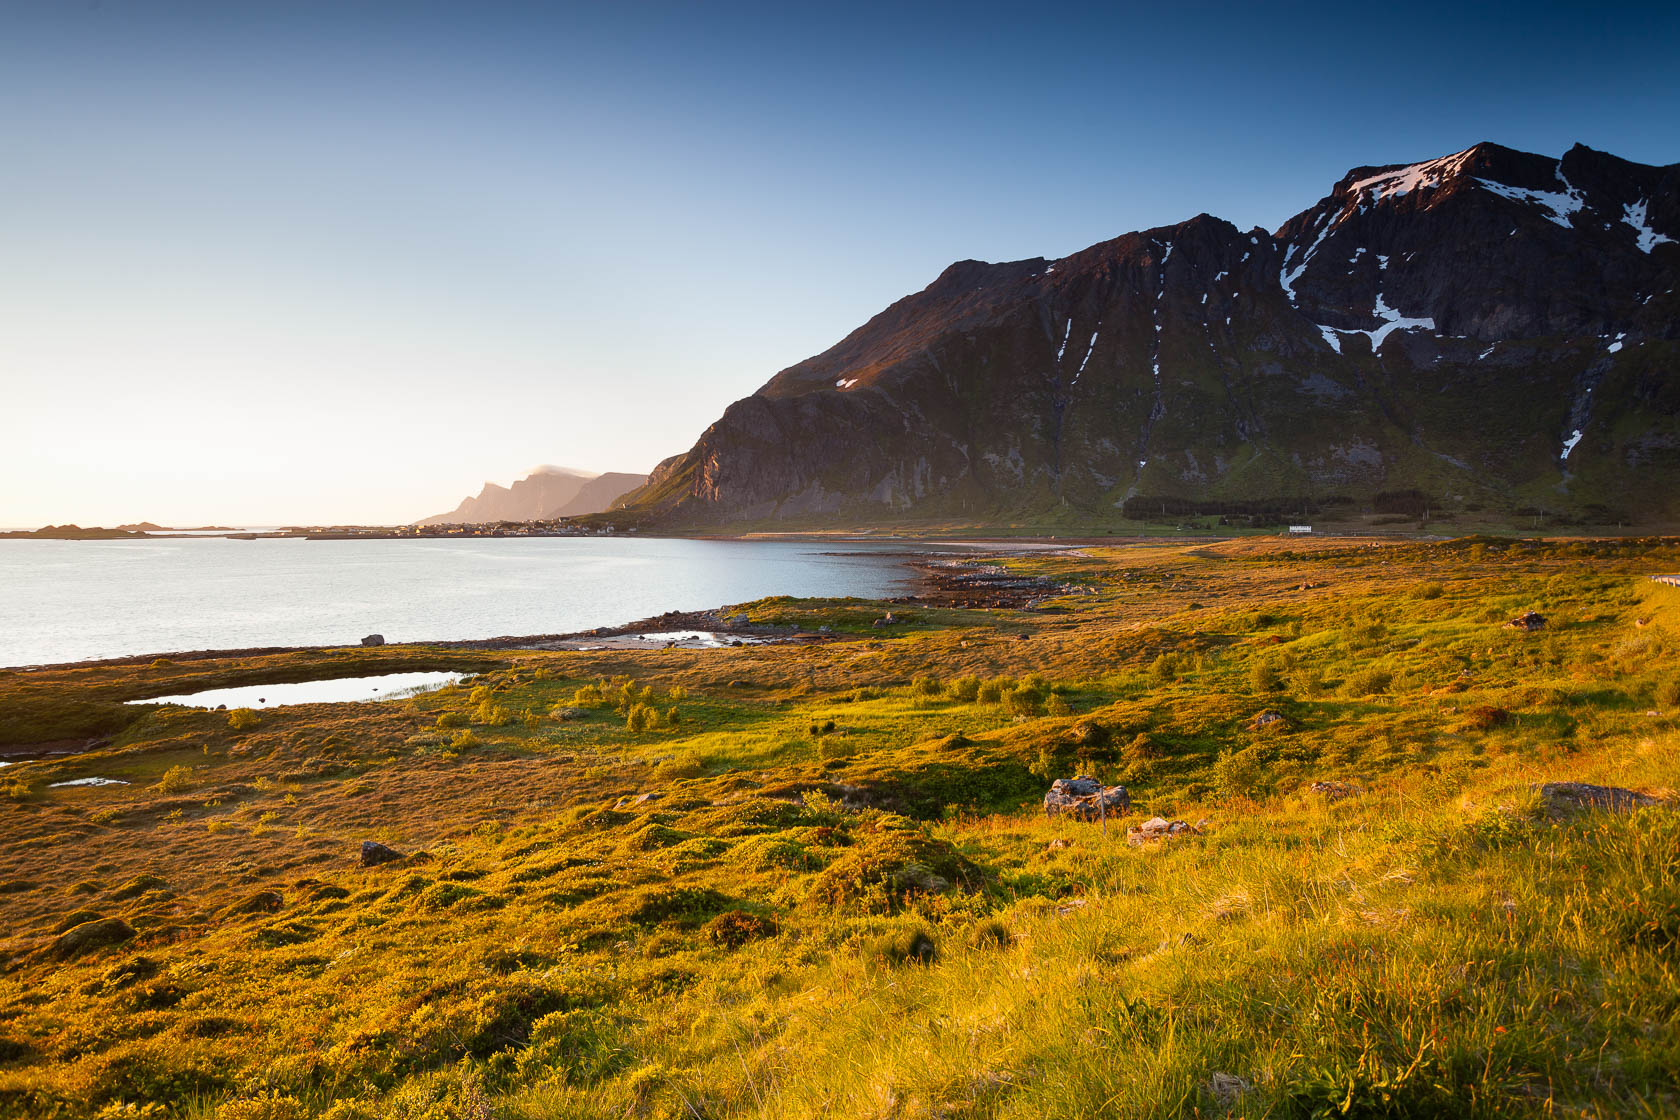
[1342, 667, 1393, 696]
[1004, 685, 1043, 718]
[912, 675, 944, 697]
[156, 765, 195, 794]
[1213, 746, 1268, 800]
[1656, 677, 1680, 709]
[435, 711, 467, 729]
[1249, 658, 1283, 693]
[473, 701, 511, 727]
[226, 708, 260, 732]
[950, 676, 982, 702]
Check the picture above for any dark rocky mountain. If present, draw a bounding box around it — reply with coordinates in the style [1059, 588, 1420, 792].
[622, 142, 1680, 526]
[418, 467, 648, 526]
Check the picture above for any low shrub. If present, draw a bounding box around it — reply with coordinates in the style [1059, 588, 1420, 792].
[867, 926, 938, 966]
[703, 909, 779, 949]
[156, 765, 195, 794]
[226, 708, 260, 732]
[1342, 667, 1393, 696]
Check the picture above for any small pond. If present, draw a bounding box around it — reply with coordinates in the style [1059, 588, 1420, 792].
[127, 671, 471, 710]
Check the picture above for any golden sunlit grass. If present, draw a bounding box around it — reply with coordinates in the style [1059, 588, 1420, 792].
[0, 535, 1677, 1118]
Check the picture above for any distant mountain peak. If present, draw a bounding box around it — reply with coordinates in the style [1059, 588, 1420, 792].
[418, 467, 648, 526]
[527, 464, 598, 479]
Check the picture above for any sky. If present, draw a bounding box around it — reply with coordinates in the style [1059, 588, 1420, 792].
[2, 0, 1677, 526]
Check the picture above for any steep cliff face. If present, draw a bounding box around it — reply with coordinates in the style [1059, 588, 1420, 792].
[623, 142, 1680, 526]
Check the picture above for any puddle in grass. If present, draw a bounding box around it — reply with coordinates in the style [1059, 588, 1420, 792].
[627, 631, 765, 647]
[127, 671, 471, 710]
[50, 777, 129, 788]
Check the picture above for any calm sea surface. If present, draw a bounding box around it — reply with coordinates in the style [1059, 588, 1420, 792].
[0, 537, 943, 667]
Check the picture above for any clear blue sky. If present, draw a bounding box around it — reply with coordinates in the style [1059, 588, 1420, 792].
[3, 0, 1676, 525]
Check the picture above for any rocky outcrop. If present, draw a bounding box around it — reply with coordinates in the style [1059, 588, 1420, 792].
[621, 141, 1680, 527]
[1536, 782, 1664, 814]
[1044, 777, 1130, 820]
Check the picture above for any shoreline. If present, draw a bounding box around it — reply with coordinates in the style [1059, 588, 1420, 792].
[4, 547, 1072, 674]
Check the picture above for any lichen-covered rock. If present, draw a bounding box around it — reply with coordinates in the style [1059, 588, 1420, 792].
[1536, 782, 1662, 814]
[360, 841, 404, 867]
[1043, 777, 1130, 820]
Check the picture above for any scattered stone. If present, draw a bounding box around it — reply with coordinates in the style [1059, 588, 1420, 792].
[1535, 782, 1663, 814]
[552, 707, 587, 721]
[1507, 610, 1546, 632]
[360, 841, 404, 867]
[728, 613, 750, 627]
[1310, 780, 1364, 800]
[1043, 776, 1131, 821]
[1251, 710, 1287, 731]
[1126, 816, 1202, 847]
[1209, 1072, 1251, 1104]
[360, 633, 385, 646]
[50, 917, 135, 960]
[872, 612, 898, 628]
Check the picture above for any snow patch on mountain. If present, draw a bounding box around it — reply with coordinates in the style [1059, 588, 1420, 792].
[1474, 176, 1584, 229]
[1348, 147, 1477, 203]
[1624, 199, 1674, 253]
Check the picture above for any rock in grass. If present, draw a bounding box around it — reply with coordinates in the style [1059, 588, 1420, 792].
[360, 841, 404, 867]
[51, 917, 135, 959]
[1536, 782, 1662, 814]
[1507, 610, 1546, 632]
[361, 633, 385, 646]
[1043, 776, 1131, 820]
[1126, 817, 1202, 847]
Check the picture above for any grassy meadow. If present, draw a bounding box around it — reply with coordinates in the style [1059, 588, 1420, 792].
[1, 535, 1677, 1118]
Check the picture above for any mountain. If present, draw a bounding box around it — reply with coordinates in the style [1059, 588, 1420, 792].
[417, 467, 649, 526]
[622, 142, 1680, 526]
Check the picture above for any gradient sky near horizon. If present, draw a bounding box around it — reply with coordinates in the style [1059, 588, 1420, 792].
[3, 1, 1678, 526]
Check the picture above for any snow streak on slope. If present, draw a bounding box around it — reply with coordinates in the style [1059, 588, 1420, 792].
[1624, 199, 1674, 253]
[1474, 174, 1584, 229]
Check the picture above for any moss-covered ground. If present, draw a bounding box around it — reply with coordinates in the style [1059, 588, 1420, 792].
[1, 535, 1678, 1118]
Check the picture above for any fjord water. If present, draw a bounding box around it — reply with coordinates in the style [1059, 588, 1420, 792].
[0, 536, 929, 667]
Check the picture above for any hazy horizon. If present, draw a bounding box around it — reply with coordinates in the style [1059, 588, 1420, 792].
[5, 0, 1678, 526]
